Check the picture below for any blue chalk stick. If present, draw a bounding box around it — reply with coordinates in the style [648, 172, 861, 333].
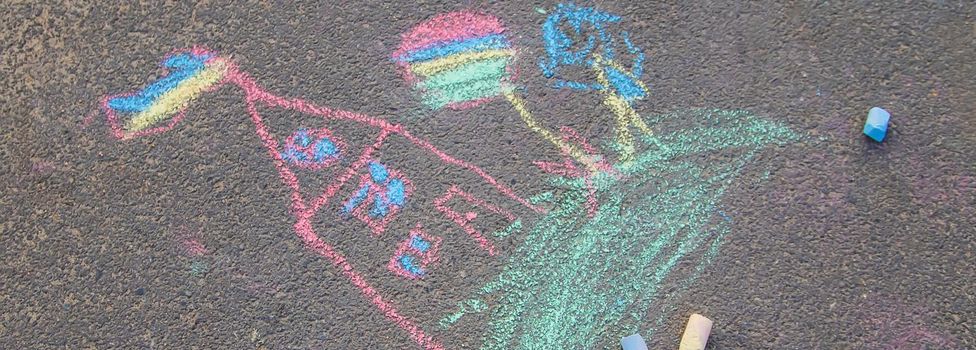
[620, 333, 648, 350]
[863, 107, 890, 142]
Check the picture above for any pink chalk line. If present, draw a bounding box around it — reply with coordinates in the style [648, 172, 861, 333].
[238, 76, 444, 350]
[393, 11, 505, 58]
[173, 224, 209, 257]
[181, 238, 209, 257]
[388, 224, 443, 279]
[96, 48, 550, 350]
[433, 185, 518, 256]
[533, 127, 617, 217]
[79, 109, 99, 129]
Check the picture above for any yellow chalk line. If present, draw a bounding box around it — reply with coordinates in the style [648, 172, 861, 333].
[504, 92, 600, 174]
[409, 49, 515, 77]
[591, 54, 658, 163]
[126, 59, 228, 132]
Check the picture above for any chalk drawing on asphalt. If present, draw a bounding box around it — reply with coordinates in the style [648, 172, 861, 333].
[392, 11, 516, 111]
[433, 185, 518, 256]
[173, 224, 210, 277]
[540, 3, 665, 164]
[280, 127, 345, 170]
[99, 45, 546, 350]
[104, 48, 228, 140]
[392, 11, 603, 173]
[340, 161, 414, 236]
[532, 126, 617, 217]
[428, 5, 800, 349]
[448, 109, 798, 349]
[94, 4, 800, 346]
[388, 224, 443, 279]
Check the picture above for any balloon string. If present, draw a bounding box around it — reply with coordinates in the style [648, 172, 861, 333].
[591, 53, 668, 163]
[504, 91, 601, 174]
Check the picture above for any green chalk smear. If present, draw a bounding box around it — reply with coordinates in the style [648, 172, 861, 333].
[529, 191, 555, 205]
[189, 261, 208, 277]
[649, 225, 729, 335]
[462, 109, 798, 349]
[421, 78, 505, 109]
[438, 299, 488, 330]
[535, 7, 547, 14]
[491, 220, 523, 238]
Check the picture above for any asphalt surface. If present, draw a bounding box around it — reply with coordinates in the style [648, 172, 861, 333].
[2, 1, 974, 349]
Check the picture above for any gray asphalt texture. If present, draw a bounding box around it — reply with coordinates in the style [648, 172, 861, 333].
[2, 1, 975, 349]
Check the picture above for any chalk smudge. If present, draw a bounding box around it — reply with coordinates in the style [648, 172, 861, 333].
[860, 295, 958, 349]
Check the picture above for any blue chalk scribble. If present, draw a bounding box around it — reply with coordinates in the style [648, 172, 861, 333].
[717, 210, 733, 223]
[342, 161, 408, 220]
[399, 255, 425, 276]
[411, 235, 431, 252]
[540, 3, 647, 102]
[386, 179, 406, 206]
[108, 52, 213, 113]
[397, 34, 511, 63]
[369, 161, 390, 183]
[344, 185, 371, 214]
[370, 193, 390, 218]
[280, 128, 341, 168]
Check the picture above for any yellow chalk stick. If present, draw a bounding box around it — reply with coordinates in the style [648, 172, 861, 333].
[678, 313, 713, 350]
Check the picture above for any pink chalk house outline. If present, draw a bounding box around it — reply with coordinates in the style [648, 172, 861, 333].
[99, 47, 544, 350]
